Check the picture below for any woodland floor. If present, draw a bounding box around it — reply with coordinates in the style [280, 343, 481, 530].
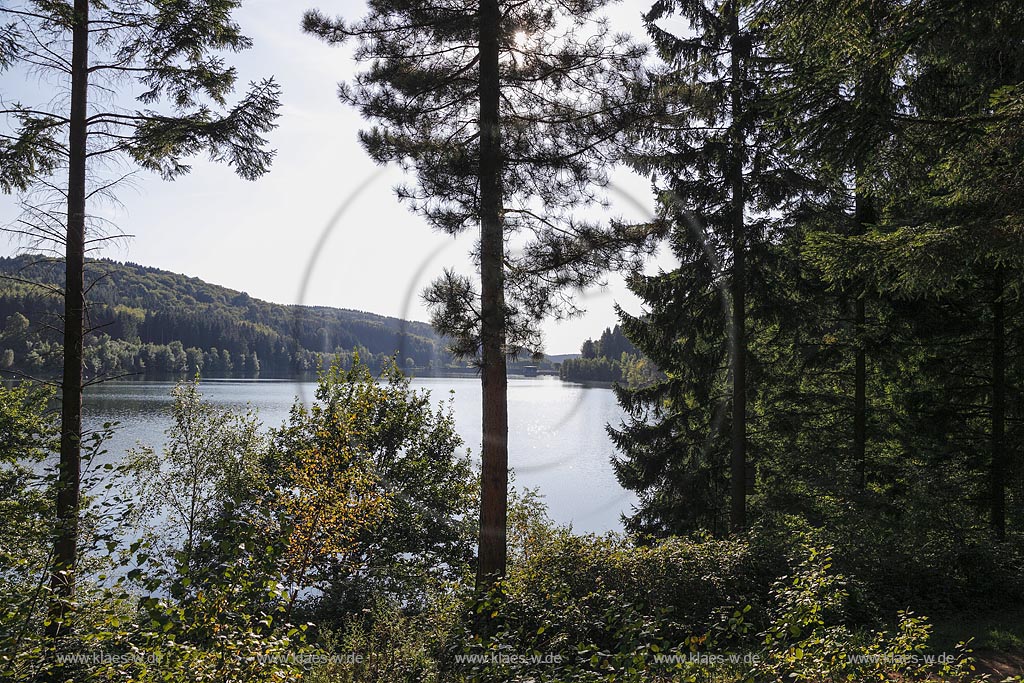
[932, 606, 1024, 679]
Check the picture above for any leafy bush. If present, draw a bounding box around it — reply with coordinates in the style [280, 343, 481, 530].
[754, 546, 976, 682]
[78, 536, 308, 683]
[304, 594, 462, 683]
[269, 357, 477, 623]
[1, 359, 477, 682]
[129, 379, 269, 570]
[446, 530, 981, 683]
[792, 507, 1024, 617]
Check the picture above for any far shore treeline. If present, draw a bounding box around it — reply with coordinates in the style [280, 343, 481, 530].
[0, 255, 568, 379]
[0, 254, 452, 377]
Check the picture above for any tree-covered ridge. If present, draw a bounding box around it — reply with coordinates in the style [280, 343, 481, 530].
[0, 254, 450, 378]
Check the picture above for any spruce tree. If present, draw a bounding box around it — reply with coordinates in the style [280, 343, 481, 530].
[901, 0, 1024, 540]
[801, 0, 1024, 538]
[0, 0, 280, 633]
[761, 0, 914, 489]
[610, 0, 797, 535]
[304, 0, 644, 586]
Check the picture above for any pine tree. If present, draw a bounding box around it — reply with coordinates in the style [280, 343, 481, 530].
[304, 0, 644, 587]
[902, 0, 1024, 540]
[0, 0, 280, 633]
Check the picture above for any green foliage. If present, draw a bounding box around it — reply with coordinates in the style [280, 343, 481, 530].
[271, 357, 477, 622]
[5, 519, 313, 683]
[0, 381, 56, 464]
[784, 509, 1024, 616]
[562, 322, 650, 386]
[559, 356, 623, 384]
[446, 527, 981, 682]
[619, 355, 662, 392]
[0, 371, 1014, 683]
[0, 0, 281, 187]
[0, 383, 57, 679]
[609, 0, 805, 535]
[128, 379, 268, 568]
[754, 546, 976, 682]
[304, 596, 459, 683]
[559, 349, 661, 387]
[0, 360, 481, 681]
[610, 0, 1024, 578]
[0, 389, 127, 680]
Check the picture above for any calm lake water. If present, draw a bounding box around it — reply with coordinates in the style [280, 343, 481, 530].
[82, 376, 636, 534]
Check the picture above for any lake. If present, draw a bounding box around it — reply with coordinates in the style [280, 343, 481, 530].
[82, 376, 636, 534]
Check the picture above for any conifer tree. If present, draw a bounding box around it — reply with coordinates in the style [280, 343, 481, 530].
[610, 0, 797, 535]
[799, 0, 1024, 538]
[895, 0, 1024, 541]
[0, 0, 280, 632]
[304, 0, 644, 586]
[761, 0, 911, 489]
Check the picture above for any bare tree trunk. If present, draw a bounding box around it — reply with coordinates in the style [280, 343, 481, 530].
[49, 0, 88, 639]
[728, 3, 747, 533]
[475, 0, 508, 590]
[991, 274, 1006, 540]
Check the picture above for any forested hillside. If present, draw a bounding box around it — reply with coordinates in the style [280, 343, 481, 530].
[0, 255, 450, 377]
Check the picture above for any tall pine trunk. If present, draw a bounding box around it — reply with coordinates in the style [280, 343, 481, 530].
[50, 0, 88, 637]
[990, 274, 1006, 540]
[728, 3, 747, 533]
[475, 0, 508, 589]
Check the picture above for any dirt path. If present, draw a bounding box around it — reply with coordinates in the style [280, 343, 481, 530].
[974, 648, 1024, 679]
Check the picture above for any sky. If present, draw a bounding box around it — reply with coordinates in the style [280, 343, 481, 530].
[0, 0, 668, 355]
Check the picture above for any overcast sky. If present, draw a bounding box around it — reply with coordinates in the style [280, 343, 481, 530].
[0, 0, 666, 355]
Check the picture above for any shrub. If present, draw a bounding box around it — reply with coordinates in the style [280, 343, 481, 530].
[446, 530, 981, 683]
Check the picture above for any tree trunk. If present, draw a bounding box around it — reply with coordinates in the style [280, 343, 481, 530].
[850, 11, 886, 490]
[728, 3, 747, 533]
[49, 0, 88, 638]
[852, 190, 873, 489]
[475, 0, 508, 590]
[991, 275, 1006, 540]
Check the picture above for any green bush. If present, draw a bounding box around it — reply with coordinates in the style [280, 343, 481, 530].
[445, 530, 981, 683]
[304, 593, 463, 683]
[797, 508, 1024, 617]
[444, 529, 780, 681]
